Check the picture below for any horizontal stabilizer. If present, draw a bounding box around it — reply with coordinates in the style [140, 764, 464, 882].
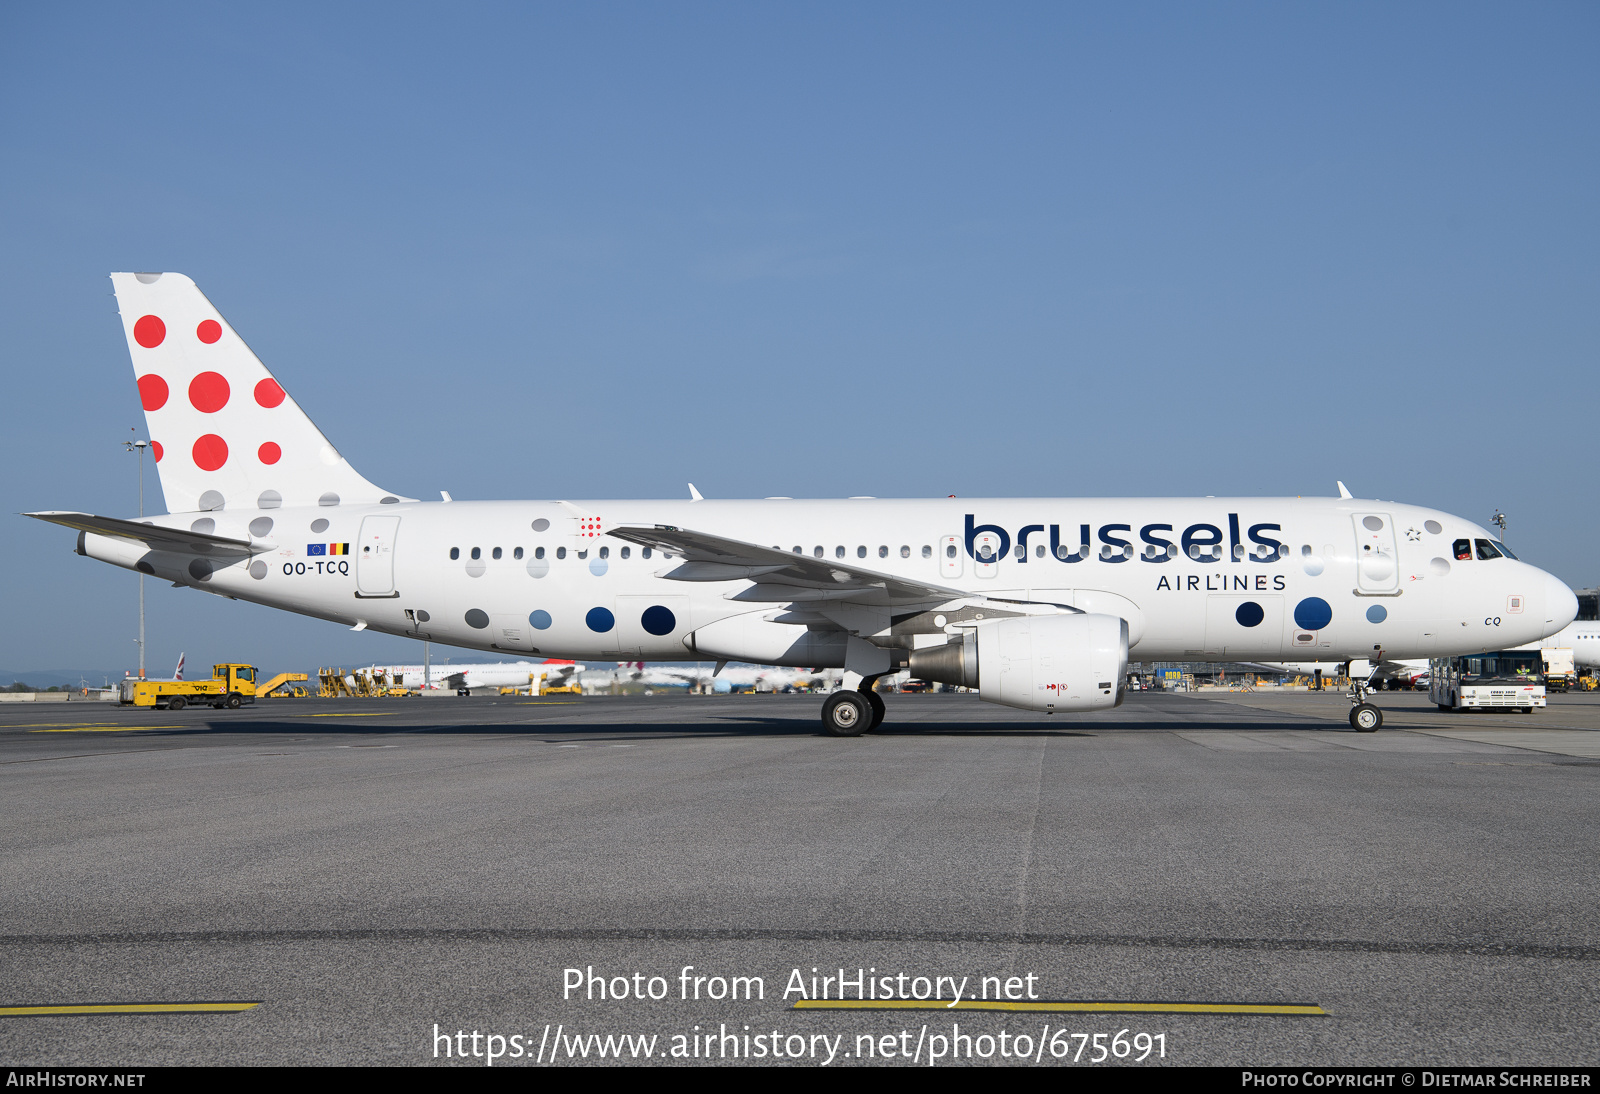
[25, 511, 254, 557]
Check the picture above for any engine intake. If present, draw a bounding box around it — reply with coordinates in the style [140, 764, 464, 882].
[909, 613, 1128, 713]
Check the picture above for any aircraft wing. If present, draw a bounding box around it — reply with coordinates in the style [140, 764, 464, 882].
[26, 511, 254, 557]
[607, 524, 966, 606]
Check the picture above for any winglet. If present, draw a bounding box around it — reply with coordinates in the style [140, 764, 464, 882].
[688, 483, 704, 502]
[1336, 481, 1353, 499]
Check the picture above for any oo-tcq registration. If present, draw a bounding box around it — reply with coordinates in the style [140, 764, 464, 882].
[31, 274, 1577, 735]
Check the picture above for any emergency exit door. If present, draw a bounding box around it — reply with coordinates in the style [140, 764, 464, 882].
[356, 516, 400, 596]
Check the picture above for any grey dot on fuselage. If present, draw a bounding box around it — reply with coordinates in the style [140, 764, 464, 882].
[249, 517, 274, 537]
[318, 493, 340, 507]
[257, 490, 282, 509]
[190, 518, 215, 534]
[310, 518, 329, 533]
[197, 490, 225, 512]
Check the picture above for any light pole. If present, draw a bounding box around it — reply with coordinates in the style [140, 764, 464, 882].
[124, 430, 147, 679]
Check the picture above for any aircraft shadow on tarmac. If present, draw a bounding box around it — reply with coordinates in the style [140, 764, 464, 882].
[83, 712, 1356, 740]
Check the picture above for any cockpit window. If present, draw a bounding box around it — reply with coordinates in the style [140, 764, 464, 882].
[1475, 539, 1503, 560]
[1494, 541, 1518, 560]
[1453, 539, 1472, 561]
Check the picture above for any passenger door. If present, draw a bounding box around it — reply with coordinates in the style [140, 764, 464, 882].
[356, 516, 400, 596]
[1352, 513, 1399, 593]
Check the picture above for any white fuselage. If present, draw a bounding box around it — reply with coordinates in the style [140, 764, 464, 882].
[79, 496, 1575, 668]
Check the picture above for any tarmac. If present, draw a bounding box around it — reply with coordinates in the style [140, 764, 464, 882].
[1, 687, 1597, 1067]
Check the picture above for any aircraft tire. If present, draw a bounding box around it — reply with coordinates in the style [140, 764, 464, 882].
[168, 697, 185, 711]
[866, 690, 885, 731]
[226, 693, 243, 709]
[821, 691, 871, 737]
[1350, 703, 1382, 732]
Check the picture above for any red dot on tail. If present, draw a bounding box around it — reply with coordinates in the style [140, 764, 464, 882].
[151, 441, 163, 462]
[258, 441, 281, 465]
[188, 371, 230, 413]
[254, 378, 286, 408]
[196, 320, 222, 344]
[133, 315, 165, 348]
[137, 374, 169, 411]
[192, 434, 228, 471]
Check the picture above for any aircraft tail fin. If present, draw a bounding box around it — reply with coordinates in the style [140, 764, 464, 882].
[173, 652, 185, 681]
[110, 273, 409, 514]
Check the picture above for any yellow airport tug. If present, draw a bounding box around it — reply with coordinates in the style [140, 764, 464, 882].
[120, 663, 269, 710]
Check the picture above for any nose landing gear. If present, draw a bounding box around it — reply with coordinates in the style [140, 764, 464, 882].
[1348, 657, 1383, 732]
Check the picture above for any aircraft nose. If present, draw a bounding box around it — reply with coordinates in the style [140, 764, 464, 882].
[1542, 570, 1578, 632]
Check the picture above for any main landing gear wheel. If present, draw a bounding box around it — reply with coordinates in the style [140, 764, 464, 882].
[821, 691, 871, 736]
[1350, 703, 1382, 732]
[865, 690, 885, 731]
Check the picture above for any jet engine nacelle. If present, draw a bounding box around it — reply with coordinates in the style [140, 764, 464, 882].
[909, 613, 1128, 713]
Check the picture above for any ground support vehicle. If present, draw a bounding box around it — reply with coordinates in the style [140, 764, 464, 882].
[120, 664, 262, 710]
[1541, 647, 1575, 693]
[1429, 652, 1546, 713]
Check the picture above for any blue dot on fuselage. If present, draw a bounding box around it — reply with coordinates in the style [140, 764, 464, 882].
[529, 610, 552, 630]
[1235, 601, 1265, 628]
[641, 605, 676, 636]
[1293, 597, 1333, 631]
[585, 606, 615, 633]
[1366, 604, 1387, 624]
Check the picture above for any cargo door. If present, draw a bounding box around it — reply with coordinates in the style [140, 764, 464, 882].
[1204, 595, 1284, 654]
[1352, 513, 1399, 593]
[489, 613, 535, 653]
[356, 516, 400, 596]
[613, 595, 691, 655]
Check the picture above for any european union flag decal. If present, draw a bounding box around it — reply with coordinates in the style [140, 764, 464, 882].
[307, 543, 327, 556]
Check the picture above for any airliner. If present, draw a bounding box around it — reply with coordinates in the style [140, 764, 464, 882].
[360, 659, 578, 692]
[28, 273, 1579, 735]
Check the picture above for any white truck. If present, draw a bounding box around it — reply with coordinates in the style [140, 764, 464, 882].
[1541, 647, 1575, 693]
[1430, 650, 1546, 713]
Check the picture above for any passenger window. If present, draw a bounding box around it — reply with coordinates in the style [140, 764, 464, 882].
[471, 547, 481, 560]
[599, 546, 610, 559]
[857, 546, 866, 558]
[642, 547, 652, 559]
[835, 546, 845, 559]
[793, 546, 802, 554]
[513, 547, 523, 559]
[556, 547, 567, 560]
[900, 545, 910, 558]
[921, 545, 931, 558]
[1036, 544, 1045, 558]
[1475, 539, 1502, 560]
[492, 547, 502, 560]
[946, 544, 957, 559]
[578, 550, 587, 559]
[1453, 539, 1473, 561]
[1014, 545, 1026, 560]
[449, 547, 459, 560]
[535, 546, 545, 560]
[621, 546, 631, 559]
[814, 546, 824, 558]
[878, 545, 888, 558]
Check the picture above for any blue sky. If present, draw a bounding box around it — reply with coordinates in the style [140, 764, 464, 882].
[2, 3, 1595, 676]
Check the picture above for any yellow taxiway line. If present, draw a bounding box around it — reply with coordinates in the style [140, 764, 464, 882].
[792, 999, 1326, 1016]
[29, 726, 183, 733]
[1, 1002, 260, 1017]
